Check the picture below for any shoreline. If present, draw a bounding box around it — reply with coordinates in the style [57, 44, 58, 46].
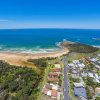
[0, 41, 99, 67]
[0, 46, 69, 67]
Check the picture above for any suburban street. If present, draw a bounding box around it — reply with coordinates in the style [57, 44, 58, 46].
[62, 56, 70, 100]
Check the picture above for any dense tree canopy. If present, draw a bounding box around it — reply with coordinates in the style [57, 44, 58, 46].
[0, 60, 46, 100]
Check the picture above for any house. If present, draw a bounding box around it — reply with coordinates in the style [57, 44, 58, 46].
[68, 63, 75, 67]
[81, 72, 87, 77]
[48, 78, 59, 83]
[43, 88, 49, 95]
[68, 63, 76, 69]
[74, 82, 84, 88]
[93, 78, 100, 83]
[48, 72, 58, 78]
[97, 54, 100, 57]
[50, 84, 59, 90]
[79, 96, 87, 100]
[88, 73, 94, 78]
[51, 90, 57, 99]
[47, 90, 51, 96]
[84, 58, 90, 63]
[74, 87, 87, 99]
[54, 64, 61, 68]
[95, 65, 100, 69]
[95, 87, 100, 97]
[45, 83, 52, 89]
[93, 74, 100, 83]
[43, 83, 52, 95]
[52, 68, 61, 72]
[73, 60, 80, 64]
[89, 58, 99, 62]
[43, 87, 58, 99]
[72, 70, 79, 78]
[78, 63, 85, 68]
[95, 74, 99, 79]
[72, 70, 78, 74]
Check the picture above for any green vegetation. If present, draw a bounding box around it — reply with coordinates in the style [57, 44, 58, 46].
[85, 86, 93, 100]
[61, 42, 99, 53]
[71, 78, 80, 83]
[68, 53, 91, 62]
[68, 43, 99, 53]
[28, 58, 49, 76]
[95, 97, 100, 100]
[28, 58, 47, 68]
[83, 77, 100, 100]
[38, 62, 50, 100]
[58, 75, 62, 86]
[85, 77, 100, 90]
[0, 58, 49, 100]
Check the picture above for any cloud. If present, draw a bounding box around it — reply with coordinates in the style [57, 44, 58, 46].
[0, 20, 8, 22]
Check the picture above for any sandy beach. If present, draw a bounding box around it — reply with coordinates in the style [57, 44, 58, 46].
[0, 48, 69, 67]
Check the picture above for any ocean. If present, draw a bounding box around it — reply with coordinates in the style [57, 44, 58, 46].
[0, 29, 100, 53]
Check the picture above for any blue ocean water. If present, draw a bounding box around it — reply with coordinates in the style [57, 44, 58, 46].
[0, 29, 100, 53]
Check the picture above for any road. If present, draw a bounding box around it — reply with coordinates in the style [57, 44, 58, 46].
[62, 56, 70, 100]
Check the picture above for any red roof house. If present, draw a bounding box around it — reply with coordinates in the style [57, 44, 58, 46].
[52, 68, 61, 72]
[51, 90, 57, 98]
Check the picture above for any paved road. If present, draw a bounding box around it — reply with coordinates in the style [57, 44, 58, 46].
[62, 57, 70, 100]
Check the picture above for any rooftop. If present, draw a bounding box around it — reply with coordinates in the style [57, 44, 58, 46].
[74, 82, 84, 88]
[51, 90, 57, 98]
[48, 72, 58, 76]
[54, 64, 61, 68]
[48, 78, 59, 82]
[95, 87, 100, 97]
[74, 87, 87, 99]
[52, 68, 61, 72]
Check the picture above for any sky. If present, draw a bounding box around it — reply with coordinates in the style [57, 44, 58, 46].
[0, 0, 100, 29]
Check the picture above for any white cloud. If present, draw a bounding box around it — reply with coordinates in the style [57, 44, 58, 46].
[0, 20, 8, 22]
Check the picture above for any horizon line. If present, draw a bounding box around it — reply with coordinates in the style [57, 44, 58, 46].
[0, 27, 100, 30]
